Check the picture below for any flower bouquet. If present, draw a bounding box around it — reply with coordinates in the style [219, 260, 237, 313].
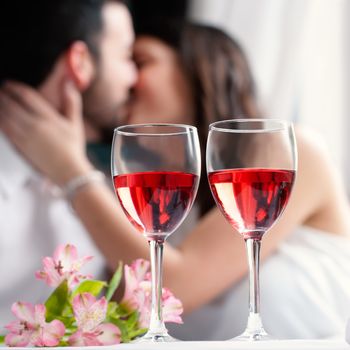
[1, 244, 183, 347]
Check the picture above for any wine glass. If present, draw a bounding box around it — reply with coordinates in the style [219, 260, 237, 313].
[206, 119, 297, 341]
[111, 123, 201, 342]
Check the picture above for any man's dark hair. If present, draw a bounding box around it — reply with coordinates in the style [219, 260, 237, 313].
[0, 0, 120, 87]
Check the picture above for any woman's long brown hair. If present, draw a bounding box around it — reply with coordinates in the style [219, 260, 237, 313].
[136, 19, 260, 216]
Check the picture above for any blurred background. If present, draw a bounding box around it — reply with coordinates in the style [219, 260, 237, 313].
[128, 0, 350, 192]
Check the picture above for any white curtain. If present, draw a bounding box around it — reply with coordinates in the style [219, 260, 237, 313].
[189, 0, 349, 185]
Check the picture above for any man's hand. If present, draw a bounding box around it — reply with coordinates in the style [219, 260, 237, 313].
[0, 80, 93, 186]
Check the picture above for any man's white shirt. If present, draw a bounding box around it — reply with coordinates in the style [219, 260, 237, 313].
[0, 132, 106, 325]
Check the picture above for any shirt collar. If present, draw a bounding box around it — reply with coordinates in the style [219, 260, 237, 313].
[0, 133, 41, 198]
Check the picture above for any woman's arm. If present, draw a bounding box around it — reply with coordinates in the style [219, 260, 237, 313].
[1, 81, 348, 314]
[293, 127, 350, 235]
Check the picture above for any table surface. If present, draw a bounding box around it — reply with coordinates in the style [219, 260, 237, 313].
[0, 339, 349, 350]
[118, 339, 349, 350]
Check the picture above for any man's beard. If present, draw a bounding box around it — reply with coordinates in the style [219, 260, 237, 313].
[82, 89, 123, 130]
[82, 71, 130, 132]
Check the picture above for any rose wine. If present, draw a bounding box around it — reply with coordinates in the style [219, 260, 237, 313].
[114, 171, 198, 237]
[209, 168, 295, 240]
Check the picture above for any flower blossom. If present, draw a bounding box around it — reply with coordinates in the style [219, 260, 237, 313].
[121, 259, 183, 328]
[161, 288, 183, 324]
[35, 244, 93, 289]
[5, 302, 65, 347]
[121, 259, 150, 310]
[68, 293, 121, 346]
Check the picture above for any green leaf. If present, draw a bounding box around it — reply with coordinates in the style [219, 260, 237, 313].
[109, 317, 130, 343]
[58, 339, 70, 347]
[108, 303, 134, 319]
[107, 301, 118, 317]
[129, 328, 147, 340]
[0, 335, 5, 344]
[107, 301, 134, 319]
[126, 310, 139, 330]
[108, 311, 145, 343]
[106, 262, 123, 301]
[115, 303, 132, 317]
[71, 280, 107, 300]
[52, 315, 75, 328]
[45, 280, 69, 321]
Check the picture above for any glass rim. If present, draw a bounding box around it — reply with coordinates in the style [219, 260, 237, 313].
[209, 118, 292, 133]
[114, 123, 198, 136]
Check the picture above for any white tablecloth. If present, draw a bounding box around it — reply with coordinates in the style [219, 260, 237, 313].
[0, 339, 349, 350]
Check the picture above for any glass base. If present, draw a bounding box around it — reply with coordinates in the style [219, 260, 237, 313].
[231, 328, 275, 341]
[133, 331, 178, 343]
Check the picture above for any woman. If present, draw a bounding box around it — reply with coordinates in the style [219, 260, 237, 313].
[1, 20, 350, 340]
[128, 21, 350, 339]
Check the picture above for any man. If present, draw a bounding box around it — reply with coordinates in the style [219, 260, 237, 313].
[0, 0, 136, 324]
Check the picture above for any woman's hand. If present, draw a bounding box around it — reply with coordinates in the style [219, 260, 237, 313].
[0, 80, 93, 186]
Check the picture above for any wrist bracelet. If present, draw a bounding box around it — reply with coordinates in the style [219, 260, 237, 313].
[62, 170, 106, 202]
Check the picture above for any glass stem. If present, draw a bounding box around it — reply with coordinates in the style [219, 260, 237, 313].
[148, 239, 168, 335]
[244, 237, 266, 337]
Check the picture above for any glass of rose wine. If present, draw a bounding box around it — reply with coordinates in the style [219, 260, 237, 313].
[111, 124, 200, 342]
[207, 119, 297, 341]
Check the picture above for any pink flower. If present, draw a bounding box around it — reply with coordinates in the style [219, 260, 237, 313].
[68, 293, 121, 346]
[121, 259, 183, 327]
[136, 281, 183, 328]
[121, 259, 150, 310]
[162, 288, 184, 324]
[35, 244, 93, 289]
[132, 280, 151, 328]
[135, 281, 152, 328]
[4, 302, 65, 347]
